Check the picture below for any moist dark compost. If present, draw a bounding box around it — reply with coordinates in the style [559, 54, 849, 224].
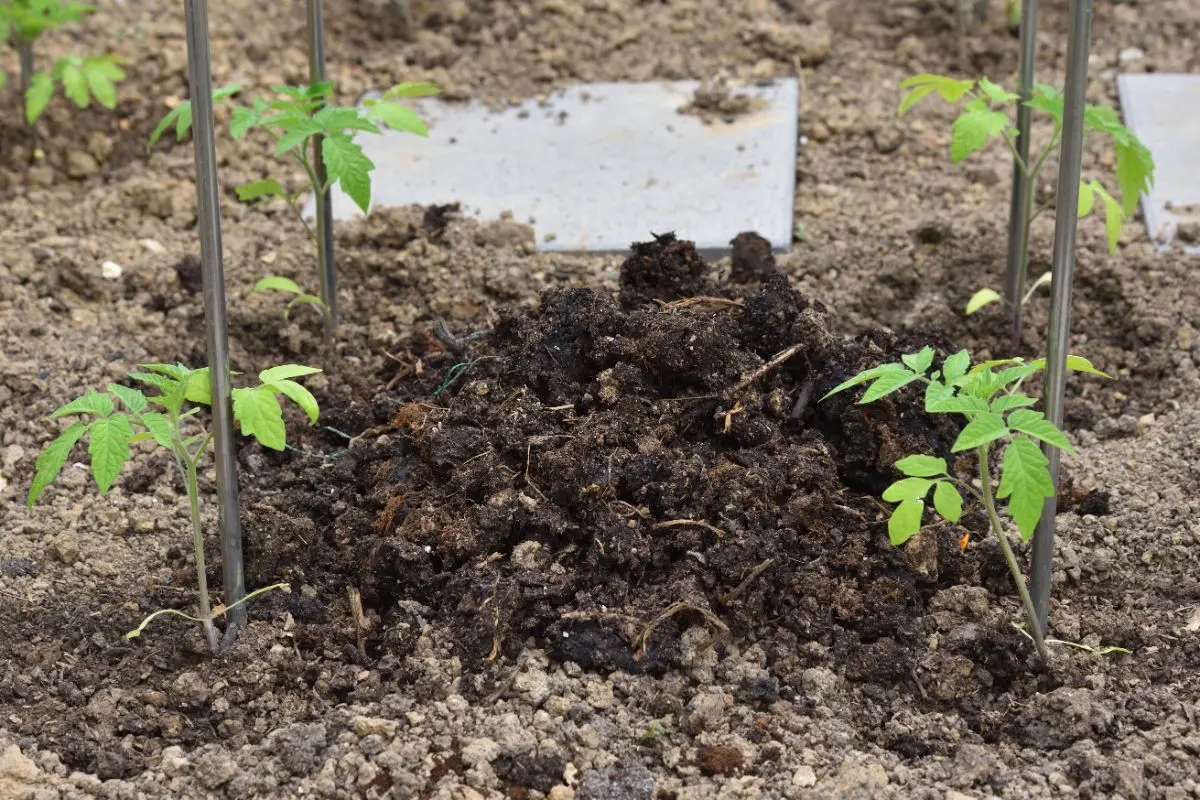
[241, 233, 1027, 695]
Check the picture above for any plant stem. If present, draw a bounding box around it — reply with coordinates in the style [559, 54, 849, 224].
[976, 444, 1049, 662]
[181, 445, 220, 653]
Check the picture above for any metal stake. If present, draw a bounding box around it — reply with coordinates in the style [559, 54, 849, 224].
[1030, 0, 1093, 637]
[307, 0, 338, 344]
[1002, 0, 1039, 345]
[183, 0, 246, 628]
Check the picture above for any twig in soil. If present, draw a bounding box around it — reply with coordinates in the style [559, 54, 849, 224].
[1011, 623, 1132, 656]
[719, 558, 775, 606]
[637, 602, 730, 659]
[724, 343, 804, 401]
[651, 519, 725, 538]
[658, 296, 745, 313]
[347, 586, 371, 655]
[434, 317, 492, 357]
[789, 376, 817, 420]
[485, 651, 530, 704]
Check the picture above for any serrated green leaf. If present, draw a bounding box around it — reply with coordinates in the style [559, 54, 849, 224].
[233, 386, 286, 450]
[966, 287, 1002, 315]
[83, 55, 125, 81]
[87, 414, 133, 494]
[52, 391, 112, 419]
[128, 372, 177, 393]
[254, 275, 306, 295]
[365, 101, 428, 136]
[1025, 355, 1112, 379]
[901, 346, 936, 375]
[26, 70, 54, 125]
[997, 436, 1054, 539]
[942, 350, 971, 382]
[951, 411, 1008, 452]
[139, 411, 173, 449]
[1006, 409, 1076, 454]
[990, 394, 1038, 414]
[269, 378, 320, 424]
[820, 363, 909, 401]
[882, 477, 935, 502]
[860, 370, 922, 404]
[888, 499, 925, 546]
[950, 107, 1009, 163]
[897, 84, 938, 117]
[149, 104, 185, 148]
[932, 481, 963, 523]
[259, 364, 322, 384]
[1097, 182, 1124, 253]
[322, 134, 375, 213]
[229, 104, 265, 140]
[996, 363, 1042, 386]
[1078, 178, 1097, 218]
[273, 117, 323, 154]
[384, 81, 440, 99]
[236, 178, 284, 202]
[27, 422, 88, 507]
[1026, 83, 1064, 127]
[184, 368, 212, 405]
[925, 380, 989, 414]
[140, 363, 190, 379]
[82, 62, 117, 108]
[977, 77, 1017, 104]
[106, 383, 147, 413]
[314, 106, 380, 135]
[1114, 138, 1154, 217]
[894, 454, 947, 478]
[61, 61, 88, 107]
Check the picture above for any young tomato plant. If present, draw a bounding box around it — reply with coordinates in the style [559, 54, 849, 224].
[898, 75, 1155, 316]
[149, 81, 437, 324]
[27, 362, 322, 653]
[822, 347, 1112, 661]
[1, 0, 125, 126]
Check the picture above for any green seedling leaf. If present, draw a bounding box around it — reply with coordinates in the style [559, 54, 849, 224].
[894, 454, 947, 478]
[233, 386, 286, 450]
[950, 105, 1009, 163]
[140, 363, 190, 379]
[107, 383, 147, 413]
[942, 350, 971, 383]
[897, 73, 974, 116]
[997, 436, 1054, 539]
[273, 117, 323, 154]
[139, 411, 173, 449]
[860, 370, 922, 404]
[820, 363, 910, 401]
[184, 368, 212, 405]
[26, 70, 54, 125]
[27, 421, 88, 507]
[269, 379, 320, 424]
[901, 346, 936, 375]
[366, 101, 428, 136]
[283, 294, 326, 320]
[925, 380, 989, 414]
[236, 178, 284, 203]
[1025, 355, 1113, 379]
[52, 390, 113, 419]
[259, 364, 322, 384]
[990, 394, 1038, 414]
[385, 81, 440, 98]
[148, 83, 240, 148]
[977, 77, 1018, 104]
[1027, 83, 1064, 127]
[314, 106, 380, 135]
[87, 414, 133, 494]
[1030, 271, 1052, 292]
[1114, 138, 1155, 217]
[61, 60, 88, 106]
[1006, 409, 1076, 454]
[882, 477, 935, 503]
[254, 275, 306, 296]
[951, 411, 1008, 452]
[966, 288, 1002, 315]
[1078, 178, 1097, 218]
[230, 104, 265, 140]
[932, 481, 963, 523]
[82, 56, 121, 108]
[1097, 183, 1124, 253]
[888, 499, 925, 546]
[322, 134, 375, 213]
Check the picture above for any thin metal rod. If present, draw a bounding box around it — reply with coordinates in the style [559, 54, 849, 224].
[1030, 0, 1093, 637]
[306, 0, 338, 344]
[183, 0, 246, 628]
[1002, 0, 1039, 346]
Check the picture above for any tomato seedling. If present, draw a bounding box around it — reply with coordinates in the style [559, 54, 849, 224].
[823, 347, 1111, 661]
[150, 81, 437, 326]
[897, 74, 1155, 316]
[27, 362, 322, 653]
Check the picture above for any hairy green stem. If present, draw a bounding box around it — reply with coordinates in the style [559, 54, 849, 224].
[977, 445, 1049, 662]
[169, 405, 220, 654]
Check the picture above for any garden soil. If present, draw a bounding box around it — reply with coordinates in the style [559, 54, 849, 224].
[3, 0, 1200, 798]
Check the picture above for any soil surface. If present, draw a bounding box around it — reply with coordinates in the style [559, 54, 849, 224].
[3, 1, 1200, 799]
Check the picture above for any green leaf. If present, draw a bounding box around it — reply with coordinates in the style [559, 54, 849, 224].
[901, 346, 935, 375]
[233, 386, 286, 450]
[950, 107, 1009, 163]
[1006, 409, 1076, 454]
[820, 362, 909, 401]
[1078, 178, 1097, 218]
[1026, 83, 1064, 127]
[1114, 138, 1155, 217]
[236, 178, 284, 202]
[322, 134, 375, 213]
[230, 104, 265, 140]
[860, 369, 922, 404]
[82, 60, 118, 109]
[1024, 355, 1113, 379]
[932, 481, 963, 523]
[925, 380, 989, 414]
[283, 294, 326, 320]
[1094, 182, 1125, 253]
[25, 70, 54, 125]
[888, 499, 925, 546]
[87, 414, 133, 494]
[61, 61, 88, 107]
[139, 363, 190, 378]
[990, 394, 1038, 414]
[106, 383, 147, 413]
[254, 275, 306, 295]
[273, 116, 323, 154]
[314, 106, 380, 135]
[894, 454, 948, 478]
[52, 391, 113, 419]
[184, 368, 212, 405]
[966, 288, 1002, 315]
[977, 77, 1018, 104]
[384, 81, 440, 99]
[259, 364, 322, 384]
[27, 422, 88, 507]
[269, 378, 320, 424]
[951, 411, 1008, 452]
[128, 372, 178, 393]
[149, 103, 186, 147]
[139, 411, 173, 449]
[882, 477, 935, 503]
[365, 101, 428, 136]
[942, 350, 971, 383]
[897, 73, 975, 116]
[997, 436, 1055, 539]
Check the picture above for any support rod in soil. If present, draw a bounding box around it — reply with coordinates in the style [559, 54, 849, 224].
[183, 0, 247, 628]
[306, 0, 338, 344]
[1002, 0, 1039, 345]
[1031, 0, 1093, 637]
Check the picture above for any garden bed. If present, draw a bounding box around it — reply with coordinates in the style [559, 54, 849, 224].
[2, 1, 1200, 798]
